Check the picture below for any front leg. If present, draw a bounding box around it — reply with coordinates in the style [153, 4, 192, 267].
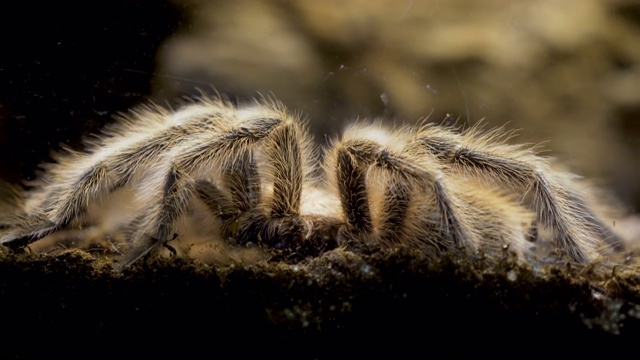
[331, 135, 475, 252]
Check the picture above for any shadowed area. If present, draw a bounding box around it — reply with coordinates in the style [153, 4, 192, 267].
[1, 247, 640, 358]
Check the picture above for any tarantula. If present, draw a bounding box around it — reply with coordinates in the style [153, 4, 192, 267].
[0, 96, 624, 268]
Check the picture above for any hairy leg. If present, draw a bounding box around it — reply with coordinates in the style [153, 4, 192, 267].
[411, 123, 619, 262]
[0, 103, 228, 247]
[196, 148, 263, 244]
[120, 104, 316, 265]
[117, 165, 194, 268]
[329, 127, 476, 251]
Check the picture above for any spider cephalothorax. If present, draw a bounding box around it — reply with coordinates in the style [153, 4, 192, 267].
[0, 96, 625, 268]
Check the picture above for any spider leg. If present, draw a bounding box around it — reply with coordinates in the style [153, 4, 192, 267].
[196, 147, 263, 244]
[0, 162, 115, 247]
[119, 106, 314, 266]
[0, 104, 227, 247]
[258, 119, 313, 247]
[202, 103, 321, 249]
[412, 124, 619, 262]
[116, 164, 196, 268]
[44, 163, 113, 228]
[195, 180, 236, 225]
[378, 176, 412, 244]
[226, 150, 261, 214]
[335, 147, 373, 237]
[335, 147, 413, 246]
[331, 132, 476, 251]
[202, 104, 315, 248]
[265, 120, 303, 217]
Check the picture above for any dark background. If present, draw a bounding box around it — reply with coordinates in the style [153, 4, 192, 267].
[1, 1, 639, 213]
[0, 0, 181, 184]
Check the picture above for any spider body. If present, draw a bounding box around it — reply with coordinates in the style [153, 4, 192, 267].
[0, 96, 624, 268]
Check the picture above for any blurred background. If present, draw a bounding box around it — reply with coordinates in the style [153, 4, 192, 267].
[1, 0, 639, 213]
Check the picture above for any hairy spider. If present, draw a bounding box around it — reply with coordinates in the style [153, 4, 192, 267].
[0, 96, 625, 268]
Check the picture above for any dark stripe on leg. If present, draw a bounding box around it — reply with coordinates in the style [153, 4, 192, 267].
[195, 180, 235, 222]
[336, 148, 372, 233]
[378, 178, 411, 244]
[226, 149, 261, 213]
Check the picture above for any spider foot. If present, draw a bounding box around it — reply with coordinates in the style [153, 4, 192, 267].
[1, 218, 58, 252]
[162, 233, 179, 256]
[115, 233, 180, 269]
